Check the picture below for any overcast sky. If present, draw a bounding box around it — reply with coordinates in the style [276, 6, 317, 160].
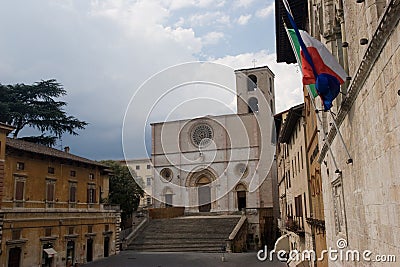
[0, 0, 303, 160]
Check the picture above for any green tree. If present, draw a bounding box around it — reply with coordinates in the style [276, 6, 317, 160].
[102, 160, 144, 226]
[0, 79, 88, 146]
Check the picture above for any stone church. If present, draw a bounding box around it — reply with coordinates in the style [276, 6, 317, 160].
[150, 65, 277, 246]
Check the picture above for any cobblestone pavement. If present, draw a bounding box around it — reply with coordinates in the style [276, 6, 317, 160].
[81, 251, 286, 267]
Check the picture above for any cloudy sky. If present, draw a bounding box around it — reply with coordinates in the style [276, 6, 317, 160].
[0, 0, 303, 160]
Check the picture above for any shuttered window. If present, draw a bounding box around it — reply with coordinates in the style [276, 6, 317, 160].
[15, 181, 24, 201]
[69, 185, 76, 202]
[46, 182, 55, 202]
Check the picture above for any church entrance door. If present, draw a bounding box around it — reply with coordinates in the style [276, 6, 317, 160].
[197, 176, 211, 212]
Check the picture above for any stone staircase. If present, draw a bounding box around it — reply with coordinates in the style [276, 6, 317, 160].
[127, 215, 241, 252]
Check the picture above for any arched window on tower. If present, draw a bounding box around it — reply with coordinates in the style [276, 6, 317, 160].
[248, 97, 259, 113]
[247, 75, 257, 91]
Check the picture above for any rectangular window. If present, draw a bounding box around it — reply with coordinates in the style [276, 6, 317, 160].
[87, 185, 96, 204]
[68, 227, 74, 235]
[295, 195, 303, 217]
[14, 176, 26, 207]
[48, 167, 55, 174]
[45, 227, 52, 237]
[89, 173, 95, 180]
[16, 162, 25, 170]
[298, 151, 300, 173]
[147, 164, 151, 169]
[300, 147, 303, 169]
[105, 224, 109, 232]
[291, 160, 293, 176]
[46, 180, 55, 208]
[146, 197, 151, 205]
[136, 165, 140, 170]
[70, 170, 76, 177]
[88, 225, 93, 233]
[146, 177, 151, 186]
[12, 229, 21, 240]
[69, 182, 77, 203]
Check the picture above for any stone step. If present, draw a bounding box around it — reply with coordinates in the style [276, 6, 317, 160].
[128, 246, 225, 252]
[131, 239, 226, 245]
[127, 215, 241, 252]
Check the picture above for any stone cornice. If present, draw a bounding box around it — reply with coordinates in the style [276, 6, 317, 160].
[318, 0, 400, 163]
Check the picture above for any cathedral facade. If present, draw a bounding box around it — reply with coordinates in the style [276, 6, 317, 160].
[151, 66, 277, 247]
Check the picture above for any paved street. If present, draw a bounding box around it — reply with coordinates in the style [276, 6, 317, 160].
[82, 251, 286, 267]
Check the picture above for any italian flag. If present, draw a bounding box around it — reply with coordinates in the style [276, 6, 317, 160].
[287, 28, 347, 98]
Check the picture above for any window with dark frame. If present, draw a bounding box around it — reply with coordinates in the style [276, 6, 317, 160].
[48, 167, 55, 174]
[147, 164, 151, 169]
[70, 170, 76, 177]
[16, 162, 25, 170]
[88, 225, 93, 233]
[87, 185, 96, 204]
[89, 173, 95, 180]
[136, 165, 140, 170]
[68, 227, 74, 235]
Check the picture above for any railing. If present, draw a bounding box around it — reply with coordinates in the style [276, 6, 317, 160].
[285, 216, 305, 236]
[226, 215, 248, 253]
[120, 228, 133, 241]
[122, 216, 149, 250]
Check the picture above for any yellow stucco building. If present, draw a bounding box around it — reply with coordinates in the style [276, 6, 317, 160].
[0, 123, 120, 267]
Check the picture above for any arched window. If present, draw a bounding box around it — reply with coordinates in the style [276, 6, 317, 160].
[248, 97, 259, 113]
[269, 77, 273, 92]
[270, 100, 274, 113]
[247, 75, 257, 91]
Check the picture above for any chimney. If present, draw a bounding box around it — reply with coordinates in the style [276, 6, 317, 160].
[64, 146, 70, 153]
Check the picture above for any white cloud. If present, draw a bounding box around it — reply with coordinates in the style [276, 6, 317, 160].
[202, 31, 224, 45]
[165, 27, 202, 53]
[166, 0, 225, 10]
[187, 11, 230, 27]
[213, 51, 303, 113]
[256, 2, 275, 18]
[234, 0, 255, 8]
[237, 14, 252, 25]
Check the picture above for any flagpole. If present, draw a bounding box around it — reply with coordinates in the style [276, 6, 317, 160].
[283, 21, 341, 173]
[329, 111, 353, 164]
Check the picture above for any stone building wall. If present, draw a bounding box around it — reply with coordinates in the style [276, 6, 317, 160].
[0, 135, 120, 266]
[307, 1, 400, 266]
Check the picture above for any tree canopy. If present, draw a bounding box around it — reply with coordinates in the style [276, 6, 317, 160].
[102, 160, 144, 225]
[0, 79, 87, 146]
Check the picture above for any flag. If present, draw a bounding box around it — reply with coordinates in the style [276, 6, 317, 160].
[287, 29, 318, 98]
[282, 0, 347, 111]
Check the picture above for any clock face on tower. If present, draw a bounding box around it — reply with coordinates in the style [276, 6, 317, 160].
[191, 123, 213, 147]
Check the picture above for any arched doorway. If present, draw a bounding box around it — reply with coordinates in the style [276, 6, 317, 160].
[236, 183, 247, 211]
[197, 176, 211, 212]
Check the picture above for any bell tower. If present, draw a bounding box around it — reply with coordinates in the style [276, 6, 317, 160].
[235, 66, 275, 115]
